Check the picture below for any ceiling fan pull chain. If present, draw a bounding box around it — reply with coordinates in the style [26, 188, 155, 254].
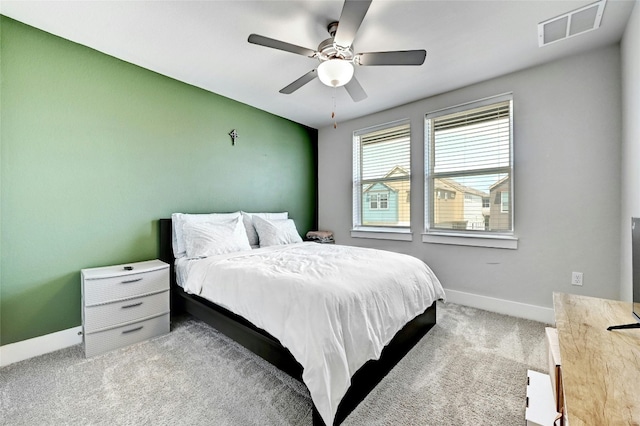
[332, 88, 338, 129]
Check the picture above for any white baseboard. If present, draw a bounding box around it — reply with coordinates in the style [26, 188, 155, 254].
[0, 291, 552, 367]
[444, 289, 555, 324]
[0, 326, 83, 367]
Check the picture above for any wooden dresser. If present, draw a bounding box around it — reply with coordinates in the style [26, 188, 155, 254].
[82, 259, 170, 357]
[553, 292, 640, 426]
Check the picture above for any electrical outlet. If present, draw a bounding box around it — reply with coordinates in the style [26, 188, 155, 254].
[571, 272, 583, 286]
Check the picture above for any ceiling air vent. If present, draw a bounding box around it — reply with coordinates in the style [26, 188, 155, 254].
[538, 0, 606, 47]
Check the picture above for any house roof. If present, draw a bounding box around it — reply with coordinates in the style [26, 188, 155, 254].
[363, 182, 396, 194]
[489, 176, 510, 191]
[436, 178, 489, 198]
[363, 165, 408, 193]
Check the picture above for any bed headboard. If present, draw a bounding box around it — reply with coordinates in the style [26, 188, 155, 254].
[159, 218, 176, 287]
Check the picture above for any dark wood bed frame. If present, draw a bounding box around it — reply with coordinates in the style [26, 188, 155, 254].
[159, 218, 437, 425]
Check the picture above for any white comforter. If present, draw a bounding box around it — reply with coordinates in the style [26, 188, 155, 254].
[181, 242, 445, 425]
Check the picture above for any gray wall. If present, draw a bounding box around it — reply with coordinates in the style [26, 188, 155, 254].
[621, 0, 640, 301]
[318, 44, 622, 316]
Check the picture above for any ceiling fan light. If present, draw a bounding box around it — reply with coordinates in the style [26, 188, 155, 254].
[317, 59, 354, 87]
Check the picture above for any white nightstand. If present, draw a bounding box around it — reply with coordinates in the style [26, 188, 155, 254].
[81, 259, 170, 357]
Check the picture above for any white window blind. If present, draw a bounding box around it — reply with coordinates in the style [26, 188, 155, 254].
[353, 120, 411, 229]
[425, 95, 513, 234]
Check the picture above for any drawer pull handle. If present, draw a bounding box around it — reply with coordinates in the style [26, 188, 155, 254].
[121, 278, 143, 284]
[121, 302, 143, 309]
[122, 326, 143, 334]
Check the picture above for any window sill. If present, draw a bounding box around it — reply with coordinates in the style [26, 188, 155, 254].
[422, 232, 518, 249]
[351, 228, 413, 241]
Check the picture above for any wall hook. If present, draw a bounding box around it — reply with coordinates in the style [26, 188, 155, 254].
[228, 129, 238, 146]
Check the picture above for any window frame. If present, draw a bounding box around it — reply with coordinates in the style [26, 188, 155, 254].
[352, 118, 412, 241]
[423, 93, 517, 249]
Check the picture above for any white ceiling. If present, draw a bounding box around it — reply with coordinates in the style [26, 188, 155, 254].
[0, 1, 635, 129]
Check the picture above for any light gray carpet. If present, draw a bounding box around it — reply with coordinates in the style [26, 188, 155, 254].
[0, 302, 548, 425]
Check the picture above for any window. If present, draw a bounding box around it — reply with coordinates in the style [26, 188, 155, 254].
[369, 194, 378, 210]
[379, 193, 389, 209]
[425, 94, 513, 236]
[353, 119, 411, 231]
[368, 192, 389, 210]
[501, 191, 509, 213]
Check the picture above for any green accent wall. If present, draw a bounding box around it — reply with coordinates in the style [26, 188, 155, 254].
[0, 16, 317, 345]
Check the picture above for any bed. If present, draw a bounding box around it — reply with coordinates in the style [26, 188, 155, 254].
[158, 213, 445, 425]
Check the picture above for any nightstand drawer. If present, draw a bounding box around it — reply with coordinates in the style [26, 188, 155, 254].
[84, 313, 170, 358]
[84, 267, 169, 306]
[83, 290, 170, 333]
[81, 259, 170, 358]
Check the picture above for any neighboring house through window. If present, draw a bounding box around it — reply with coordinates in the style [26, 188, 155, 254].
[353, 120, 411, 231]
[425, 94, 514, 238]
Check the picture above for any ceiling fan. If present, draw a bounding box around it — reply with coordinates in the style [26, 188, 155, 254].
[248, 0, 426, 102]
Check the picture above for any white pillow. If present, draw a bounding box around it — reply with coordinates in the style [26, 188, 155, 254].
[182, 217, 251, 259]
[241, 211, 288, 247]
[252, 216, 302, 247]
[171, 211, 241, 258]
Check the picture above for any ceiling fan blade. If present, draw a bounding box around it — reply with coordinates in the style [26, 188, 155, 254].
[344, 76, 367, 102]
[248, 34, 317, 57]
[279, 70, 318, 94]
[333, 0, 372, 48]
[356, 50, 427, 66]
